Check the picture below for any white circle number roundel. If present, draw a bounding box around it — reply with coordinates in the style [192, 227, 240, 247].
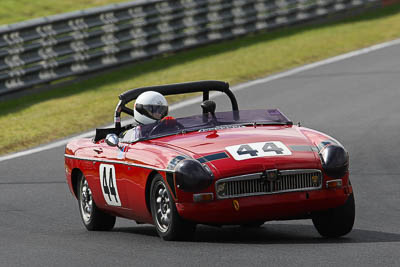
[226, 141, 292, 161]
[99, 164, 121, 206]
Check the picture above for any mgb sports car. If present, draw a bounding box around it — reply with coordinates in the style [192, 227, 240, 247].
[64, 80, 354, 241]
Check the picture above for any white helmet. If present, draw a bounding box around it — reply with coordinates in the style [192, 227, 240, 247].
[134, 91, 168, 125]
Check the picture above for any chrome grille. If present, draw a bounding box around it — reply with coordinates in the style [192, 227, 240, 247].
[215, 169, 322, 199]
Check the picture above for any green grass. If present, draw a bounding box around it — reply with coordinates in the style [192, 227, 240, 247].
[1, 5, 400, 155]
[0, 0, 126, 25]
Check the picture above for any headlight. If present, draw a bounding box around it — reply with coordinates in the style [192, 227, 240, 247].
[319, 144, 349, 178]
[175, 159, 214, 192]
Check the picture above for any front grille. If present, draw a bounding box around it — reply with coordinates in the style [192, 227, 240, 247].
[215, 169, 322, 199]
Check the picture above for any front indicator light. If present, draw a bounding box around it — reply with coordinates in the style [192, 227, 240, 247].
[193, 193, 214, 203]
[326, 179, 342, 189]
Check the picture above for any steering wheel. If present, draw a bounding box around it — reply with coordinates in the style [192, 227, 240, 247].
[149, 117, 184, 136]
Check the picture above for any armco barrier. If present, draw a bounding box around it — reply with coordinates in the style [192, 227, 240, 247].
[0, 0, 379, 96]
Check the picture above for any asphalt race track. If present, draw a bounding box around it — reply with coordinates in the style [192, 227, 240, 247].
[1, 43, 400, 266]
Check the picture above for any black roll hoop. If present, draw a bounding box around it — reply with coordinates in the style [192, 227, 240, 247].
[114, 80, 239, 129]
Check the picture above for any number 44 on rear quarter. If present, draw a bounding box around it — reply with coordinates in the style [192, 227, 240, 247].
[64, 80, 355, 241]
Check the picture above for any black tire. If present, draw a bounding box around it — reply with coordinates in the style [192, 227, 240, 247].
[150, 174, 196, 241]
[240, 221, 265, 228]
[312, 193, 355, 238]
[78, 173, 116, 231]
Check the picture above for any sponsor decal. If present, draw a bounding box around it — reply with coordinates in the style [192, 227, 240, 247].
[198, 125, 245, 133]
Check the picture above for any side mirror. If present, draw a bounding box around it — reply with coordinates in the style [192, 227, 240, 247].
[105, 133, 119, 147]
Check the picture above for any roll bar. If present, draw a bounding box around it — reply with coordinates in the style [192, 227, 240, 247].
[114, 80, 238, 129]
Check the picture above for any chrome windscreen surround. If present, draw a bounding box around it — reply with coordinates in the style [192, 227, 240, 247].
[215, 169, 322, 199]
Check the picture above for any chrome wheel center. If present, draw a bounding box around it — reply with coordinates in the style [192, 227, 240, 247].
[155, 184, 171, 232]
[80, 178, 93, 222]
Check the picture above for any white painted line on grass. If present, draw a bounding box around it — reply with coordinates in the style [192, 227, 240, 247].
[1, 37, 400, 162]
[0, 131, 95, 162]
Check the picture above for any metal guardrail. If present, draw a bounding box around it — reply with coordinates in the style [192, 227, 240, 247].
[0, 0, 379, 95]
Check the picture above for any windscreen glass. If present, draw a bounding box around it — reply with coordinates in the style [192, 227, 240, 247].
[137, 109, 291, 140]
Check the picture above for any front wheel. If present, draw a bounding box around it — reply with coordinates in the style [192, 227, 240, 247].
[78, 173, 116, 231]
[150, 174, 196, 241]
[312, 193, 355, 238]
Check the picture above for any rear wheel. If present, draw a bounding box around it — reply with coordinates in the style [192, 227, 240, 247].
[78, 173, 116, 231]
[150, 174, 196, 241]
[312, 193, 355, 238]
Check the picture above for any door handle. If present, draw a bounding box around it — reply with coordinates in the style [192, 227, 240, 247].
[93, 148, 103, 154]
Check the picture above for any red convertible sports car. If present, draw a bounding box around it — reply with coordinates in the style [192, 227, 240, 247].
[64, 80, 354, 241]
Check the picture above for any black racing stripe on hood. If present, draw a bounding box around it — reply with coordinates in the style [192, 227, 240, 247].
[197, 152, 229, 163]
[290, 145, 318, 152]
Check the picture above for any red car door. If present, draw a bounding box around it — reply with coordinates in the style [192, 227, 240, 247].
[90, 139, 129, 213]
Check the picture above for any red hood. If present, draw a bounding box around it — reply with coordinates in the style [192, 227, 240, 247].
[153, 125, 321, 178]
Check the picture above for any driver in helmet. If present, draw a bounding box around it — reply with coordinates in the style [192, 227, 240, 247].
[134, 91, 169, 125]
[120, 91, 172, 143]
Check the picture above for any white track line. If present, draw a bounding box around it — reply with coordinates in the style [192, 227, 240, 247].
[1, 37, 400, 163]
